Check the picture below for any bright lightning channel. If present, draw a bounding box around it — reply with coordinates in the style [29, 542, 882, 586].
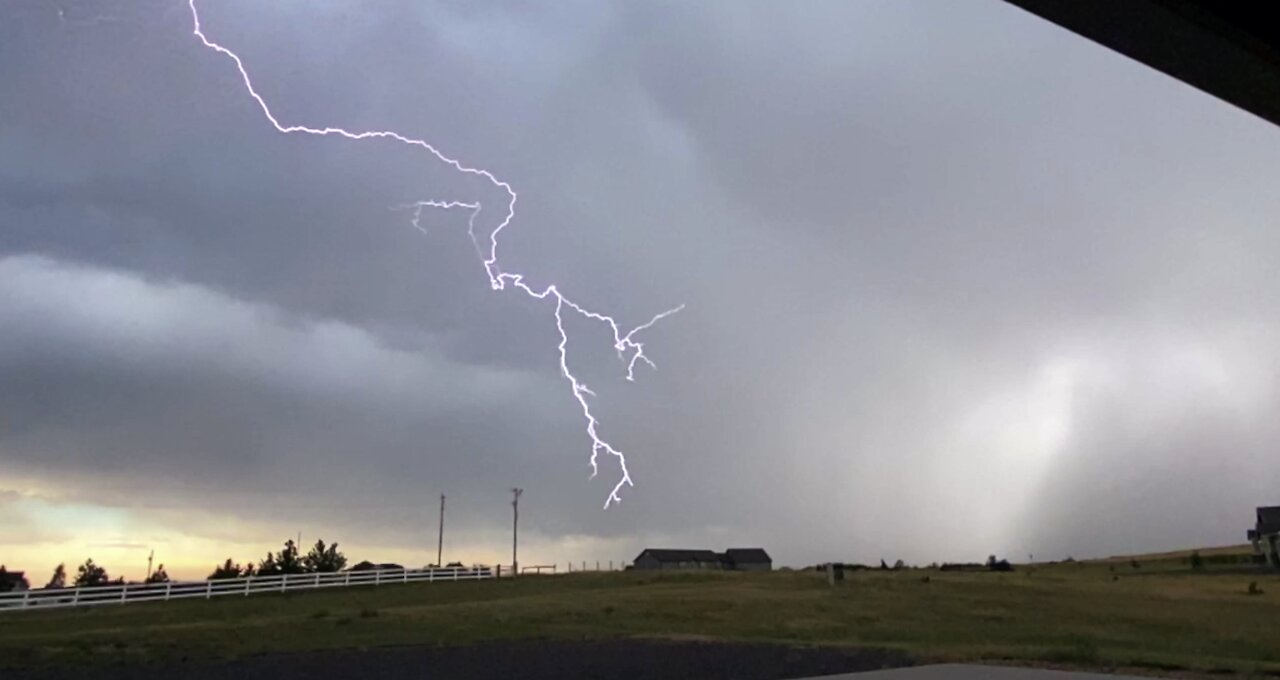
[187, 1, 683, 508]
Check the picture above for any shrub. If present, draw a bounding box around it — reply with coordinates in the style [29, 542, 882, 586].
[1190, 551, 1205, 571]
[1247, 581, 1263, 596]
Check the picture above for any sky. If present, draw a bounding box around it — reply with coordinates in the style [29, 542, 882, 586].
[2, 0, 1279, 582]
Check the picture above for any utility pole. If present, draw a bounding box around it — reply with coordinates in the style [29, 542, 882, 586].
[146, 549, 154, 582]
[511, 488, 523, 576]
[436, 494, 446, 568]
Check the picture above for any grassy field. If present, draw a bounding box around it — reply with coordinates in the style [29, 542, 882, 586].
[1, 559, 1278, 677]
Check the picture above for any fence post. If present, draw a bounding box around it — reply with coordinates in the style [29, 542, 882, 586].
[314, 573, 320, 589]
[72, 587, 80, 606]
[344, 571, 351, 586]
[22, 590, 30, 609]
[375, 570, 381, 586]
[281, 573, 288, 593]
[206, 580, 213, 599]
[244, 576, 251, 596]
[121, 583, 129, 602]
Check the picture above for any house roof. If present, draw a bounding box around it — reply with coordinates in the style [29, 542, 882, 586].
[724, 548, 772, 564]
[637, 549, 721, 563]
[1258, 506, 1280, 535]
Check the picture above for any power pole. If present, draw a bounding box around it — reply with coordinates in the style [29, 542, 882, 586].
[436, 494, 446, 568]
[146, 549, 154, 581]
[511, 488, 523, 576]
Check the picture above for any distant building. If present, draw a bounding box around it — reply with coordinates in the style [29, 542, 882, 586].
[719, 548, 773, 571]
[1248, 506, 1280, 567]
[0, 569, 29, 593]
[633, 548, 772, 571]
[348, 561, 405, 572]
[633, 549, 722, 570]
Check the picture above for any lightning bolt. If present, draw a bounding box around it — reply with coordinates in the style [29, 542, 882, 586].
[187, 1, 683, 508]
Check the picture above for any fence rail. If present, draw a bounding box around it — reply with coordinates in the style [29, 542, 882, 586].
[0, 566, 494, 613]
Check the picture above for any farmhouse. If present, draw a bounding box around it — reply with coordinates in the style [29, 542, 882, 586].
[0, 568, 28, 593]
[633, 548, 772, 571]
[1248, 506, 1280, 567]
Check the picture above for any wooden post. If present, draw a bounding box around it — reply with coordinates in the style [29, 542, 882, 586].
[206, 580, 214, 599]
[167, 582, 173, 601]
[511, 488, 523, 577]
[437, 494, 446, 568]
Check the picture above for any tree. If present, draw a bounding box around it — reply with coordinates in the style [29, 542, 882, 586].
[1189, 550, 1204, 571]
[145, 564, 170, 584]
[258, 539, 307, 576]
[45, 563, 66, 589]
[304, 539, 347, 573]
[209, 559, 242, 580]
[893, 559, 906, 570]
[74, 558, 110, 587]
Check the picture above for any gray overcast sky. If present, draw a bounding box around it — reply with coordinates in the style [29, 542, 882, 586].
[2, 0, 1279, 578]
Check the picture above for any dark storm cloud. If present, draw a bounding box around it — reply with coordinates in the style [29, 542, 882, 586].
[2, 0, 1279, 567]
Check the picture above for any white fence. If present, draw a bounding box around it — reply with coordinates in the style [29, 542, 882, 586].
[0, 565, 494, 613]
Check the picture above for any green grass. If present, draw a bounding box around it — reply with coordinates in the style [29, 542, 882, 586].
[2, 563, 1278, 677]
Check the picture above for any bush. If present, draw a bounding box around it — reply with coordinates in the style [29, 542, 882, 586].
[986, 556, 1015, 572]
[1189, 551, 1205, 571]
[1247, 581, 1263, 596]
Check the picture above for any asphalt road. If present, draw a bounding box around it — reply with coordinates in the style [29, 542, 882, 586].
[807, 664, 1163, 679]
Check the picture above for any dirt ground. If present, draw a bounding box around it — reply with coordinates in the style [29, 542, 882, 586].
[9, 639, 914, 680]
